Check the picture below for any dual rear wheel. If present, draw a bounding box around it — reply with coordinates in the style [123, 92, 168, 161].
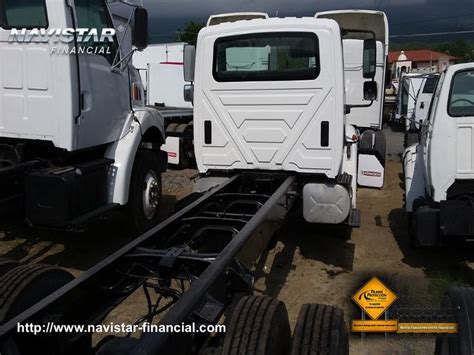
[223, 295, 349, 355]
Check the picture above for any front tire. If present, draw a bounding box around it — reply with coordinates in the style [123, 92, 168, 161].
[127, 150, 163, 236]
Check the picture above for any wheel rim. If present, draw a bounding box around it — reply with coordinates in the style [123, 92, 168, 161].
[142, 170, 160, 220]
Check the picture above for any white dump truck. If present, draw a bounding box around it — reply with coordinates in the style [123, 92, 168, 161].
[404, 63, 474, 246]
[182, 13, 388, 228]
[0, 0, 167, 234]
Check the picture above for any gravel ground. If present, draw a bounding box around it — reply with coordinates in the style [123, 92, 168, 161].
[0, 125, 473, 354]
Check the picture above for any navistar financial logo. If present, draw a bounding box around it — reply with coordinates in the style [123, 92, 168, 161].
[8, 28, 117, 55]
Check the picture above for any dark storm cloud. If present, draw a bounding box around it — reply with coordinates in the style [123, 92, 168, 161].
[140, 0, 474, 43]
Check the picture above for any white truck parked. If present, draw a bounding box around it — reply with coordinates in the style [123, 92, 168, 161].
[133, 43, 195, 168]
[184, 10, 390, 189]
[395, 73, 425, 125]
[0, 0, 167, 234]
[404, 63, 474, 246]
[316, 10, 390, 189]
[182, 13, 386, 228]
[404, 73, 439, 147]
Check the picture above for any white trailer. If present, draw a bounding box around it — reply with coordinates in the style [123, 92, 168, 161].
[0, 0, 167, 235]
[183, 14, 385, 228]
[404, 63, 474, 246]
[316, 10, 389, 189]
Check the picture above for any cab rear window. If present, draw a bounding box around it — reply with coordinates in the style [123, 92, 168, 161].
[0, 0, 48, 29]
[448, 70, 474, 117]
[213, 32, 320, 82]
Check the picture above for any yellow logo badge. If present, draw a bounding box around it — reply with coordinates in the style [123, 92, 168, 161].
[352, 277, 398, 320]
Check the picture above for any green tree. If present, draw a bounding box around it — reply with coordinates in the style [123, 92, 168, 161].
[176, 21, 205, 46]
[435, 40, 473, 63]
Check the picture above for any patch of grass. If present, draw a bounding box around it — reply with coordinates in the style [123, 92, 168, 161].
[427, 271, 470, 303]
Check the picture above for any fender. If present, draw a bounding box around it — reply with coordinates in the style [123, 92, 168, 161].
[105, 107, 166, 205]
[404, 144, 426, 212]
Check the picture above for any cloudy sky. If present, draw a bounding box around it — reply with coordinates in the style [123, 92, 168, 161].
[138, 0, 474, 43]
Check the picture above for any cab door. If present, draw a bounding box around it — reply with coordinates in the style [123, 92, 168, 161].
[425, 67, 474, 202]
[74, 0, 130, 150]
[421, 72, 444, 194]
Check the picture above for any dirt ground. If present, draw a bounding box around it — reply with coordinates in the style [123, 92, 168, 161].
[1, 128, 473, 354]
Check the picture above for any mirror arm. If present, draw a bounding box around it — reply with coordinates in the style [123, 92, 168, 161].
[111, 48, 136, 73]
[407, 116, 429, 127]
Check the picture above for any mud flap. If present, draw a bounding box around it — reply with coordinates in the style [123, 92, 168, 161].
[358, 154, 385, 188]
[358, 130, 386, 188]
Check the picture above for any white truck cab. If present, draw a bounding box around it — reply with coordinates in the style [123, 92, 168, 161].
[404, 63, 474, 246]
[396, 73, 425, 126]
[316, 10, 389, 189]
[184, 15, 382, 227]
[0, 0, 167, 234]
[404, 73, 439, 148]
[413, 73, 439, 126]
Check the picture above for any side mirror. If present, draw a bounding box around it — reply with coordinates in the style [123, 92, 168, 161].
[184, 45, 196, 82]
[364, 81, 378, 101]
[363, 38, 376, 79]
[133, 8, 148, 51]
[184, 84, 194, 103]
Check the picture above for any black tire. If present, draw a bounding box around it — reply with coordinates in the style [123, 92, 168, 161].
[0, 264, 75, 355]
[374, 131, 386, 166]
[183, 124, 195, 169]
[435, 335, 460, 355]
[406, 212, 418, 248]
[0, 258, 20, 278]
[291, 304, 348, 355]
[127, 150, 163, 236]
[95, 336, 139, 355]
[435, 288, 474, 355]
[222, 295, 291, 355]
[359, 130, 385, 166]
[359, 130, 375, 151]
[174, 123, 193, 170]
[0, 264, 74, 324]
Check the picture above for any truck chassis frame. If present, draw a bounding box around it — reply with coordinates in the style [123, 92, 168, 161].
[0, 173, 296, 354]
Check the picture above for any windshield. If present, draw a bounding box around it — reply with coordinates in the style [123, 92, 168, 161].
[213, 32, 320, 82]
[0, 0, 48, 28]
[448, 70, 474, 117]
